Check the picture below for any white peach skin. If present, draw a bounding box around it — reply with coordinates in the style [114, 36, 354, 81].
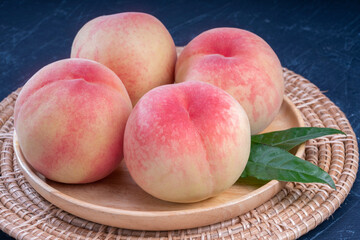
[14, 59, 132, 184]
[175, 28, 284, 134]
[124, 81, 251, 203]
[71, 12, 177, 105]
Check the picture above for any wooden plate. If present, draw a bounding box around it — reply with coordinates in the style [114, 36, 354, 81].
[14, 96, 305, 231]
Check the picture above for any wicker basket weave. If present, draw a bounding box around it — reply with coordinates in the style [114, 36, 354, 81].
[0, 68, 358, 240]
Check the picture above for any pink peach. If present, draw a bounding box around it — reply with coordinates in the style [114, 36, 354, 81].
[14, 58, 132, 184]
[71, 12, 177, 105]
[175, 28, 284, 134]
[124, 81, 251, 203]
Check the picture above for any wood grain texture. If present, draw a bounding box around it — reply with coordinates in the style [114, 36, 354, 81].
[13, 96, 305, 231]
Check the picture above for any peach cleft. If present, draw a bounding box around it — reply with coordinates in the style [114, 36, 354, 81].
[71, 12, 177, 105]
[14, 58, 132, 184]
[124, 81, 251, 203]
[176, 28, 284, 134]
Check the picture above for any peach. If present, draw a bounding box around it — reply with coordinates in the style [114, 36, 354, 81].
[14, 59, 132, 184]
[175, 28, 284, 134]
[124, 81, 250, 203]
[71, 12, 177, 105]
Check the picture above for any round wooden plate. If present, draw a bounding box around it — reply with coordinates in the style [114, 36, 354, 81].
[13, 96, 305, 231]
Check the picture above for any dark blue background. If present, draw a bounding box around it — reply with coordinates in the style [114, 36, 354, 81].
[1, 1, 359, 239]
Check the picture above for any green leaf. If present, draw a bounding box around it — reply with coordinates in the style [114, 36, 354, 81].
[241, 143, 336, 189]
[251, 127, 345, 151]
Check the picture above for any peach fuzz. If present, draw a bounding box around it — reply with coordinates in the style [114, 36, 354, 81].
[71, 12, 177, 105]
[124, 81, 251, 203]
[14, 58, 132, 184]
[175, 28, 284, 134]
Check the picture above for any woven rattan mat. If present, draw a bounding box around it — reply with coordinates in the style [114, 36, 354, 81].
[0, 68, 358, 240]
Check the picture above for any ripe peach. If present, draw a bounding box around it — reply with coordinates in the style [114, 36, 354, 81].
[14, 59, 132, 184]
[175, 28, 284, 134]
[124, 81, 251, 203]
[71, 12, 177, 105]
